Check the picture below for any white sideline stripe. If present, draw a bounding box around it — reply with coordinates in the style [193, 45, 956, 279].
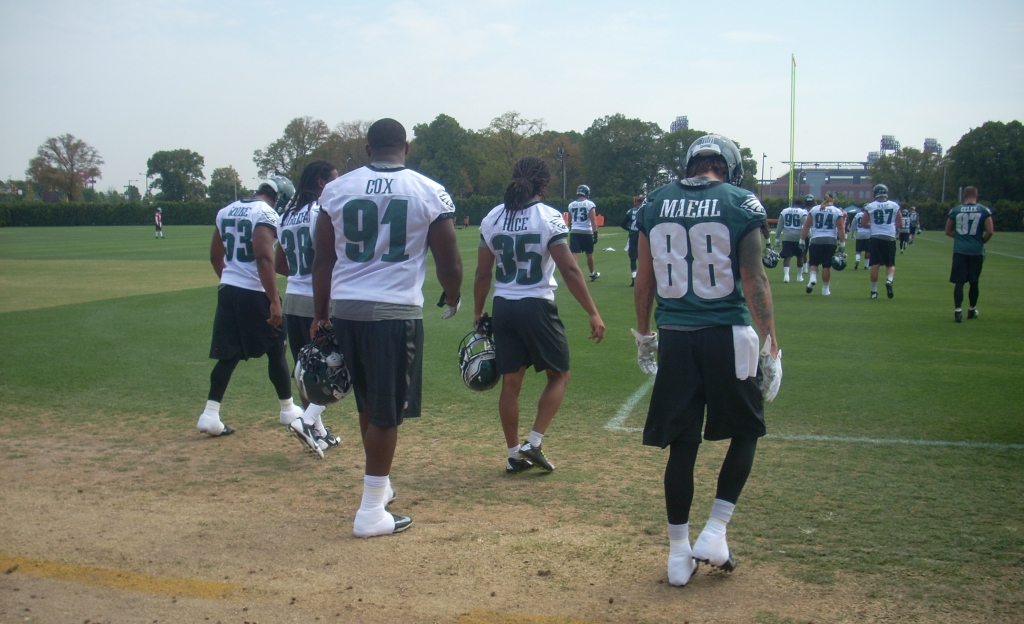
[915, 235, 1024, 260]
[606, 381, 1024, 450]
[604, 377, 654, 433]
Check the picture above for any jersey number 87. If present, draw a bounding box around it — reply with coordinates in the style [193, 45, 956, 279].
[649, 222, 734, 299]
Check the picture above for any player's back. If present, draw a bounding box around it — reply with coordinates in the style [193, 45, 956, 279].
[567, 199, 595, 231]
[778, 207, 807, 241]
[215, 199, 279, 292]
[279, 203, 321, 296]
[319, 165, 455, 307]
[640, 179, 766, 327]
[866, 200, 900, 239]
[948, 202, 992, 255]
[480, 202, 568, 301]
[808, 206, 843, 242]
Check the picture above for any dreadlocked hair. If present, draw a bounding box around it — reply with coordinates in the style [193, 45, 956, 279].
[283, 160, 337, 219]
[503, 156, 550, 213]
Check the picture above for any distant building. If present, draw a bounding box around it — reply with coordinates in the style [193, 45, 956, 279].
[762, 162, 876, 202]
[669, 116, 689, 133]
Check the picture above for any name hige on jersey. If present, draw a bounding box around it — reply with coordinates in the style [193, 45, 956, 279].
[480, 203, 569, 300]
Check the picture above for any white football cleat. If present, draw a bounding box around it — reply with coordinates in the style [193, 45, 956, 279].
[353, 509, 412, 537]
[668, 547, 699, 586]
[692, 528, 736, 572]
[197, 413, 233, 437]
[279, 404, 304, 426]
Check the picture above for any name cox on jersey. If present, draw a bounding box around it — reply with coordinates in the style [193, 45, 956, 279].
[659, 198, 721, 219]
[365, 178, 394, 194]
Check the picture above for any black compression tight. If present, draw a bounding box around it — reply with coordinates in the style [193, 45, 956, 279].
[208, 345, 293, 403]
[953, 282, 980, 309]
[630, 258, 637, 272]
[267, 346, 293, 400]
[664, 436, 759, 525]
[208, 358, 240, 402]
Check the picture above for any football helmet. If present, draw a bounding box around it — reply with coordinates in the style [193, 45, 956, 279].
[682, 134, 744, 186]
[831, 251, 848, 271]
[576, 184, 591, 198]
[294, 325, 352, 406]
[762, 247, 780, 269]
[804, 194, 815, 205]
[459, 314, 499, 392]
[265, 175, 295, 211]
[873, 183, 889, 198]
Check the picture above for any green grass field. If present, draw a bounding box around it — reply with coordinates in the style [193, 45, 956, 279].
[1, 224, 1022, 621]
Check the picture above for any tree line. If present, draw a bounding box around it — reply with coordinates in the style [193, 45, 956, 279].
[7, 118, 1022, 206]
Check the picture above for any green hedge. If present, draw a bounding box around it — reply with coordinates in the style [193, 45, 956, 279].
[4, 196, 1020, 231]
[0, 201, 222, 227]
[453, 195, 636, 227]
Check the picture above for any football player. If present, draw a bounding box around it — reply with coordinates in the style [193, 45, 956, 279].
[312, 118, 462, 537]
[775, 197, 808, 282]
[197, 178, 304, 437]
[945, 187, 994, 322]
[854, 204, 872, 269]
[154, 206, 164, 239]
[274, 160, 342, 455]
[567, 184, 601, 281]
[633, 134, 781, 587]
[620, 195, 644, 286]
[799, 193, 846, 295]
[898, 207, 912, 253]
[474, 157, 605, 474]
[908, 206, 920, 243]
[861, 184, 902, 299]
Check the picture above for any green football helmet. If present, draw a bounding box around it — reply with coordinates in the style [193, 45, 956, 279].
[682, 134, 744, 186]
[804, 194, 816, 205]
[873, 183, 889, 198]
[576, 184, 591, 198]
[294, 325, 352, 406]
[831, 251, 848, 271]
[266, 175, 295, 211]
[763, 247, 780, 269]
[459, 314, 498, 392]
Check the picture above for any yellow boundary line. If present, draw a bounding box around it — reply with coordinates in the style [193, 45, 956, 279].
[0, 554, 238, 600]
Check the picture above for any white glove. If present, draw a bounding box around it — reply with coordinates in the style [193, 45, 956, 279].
[438, 292, 460, 320]
[631, 329, 659, 376]
[759, 335, 782, 402]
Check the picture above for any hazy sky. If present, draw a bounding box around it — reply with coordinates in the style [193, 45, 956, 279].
[2, 0, 1022, 194]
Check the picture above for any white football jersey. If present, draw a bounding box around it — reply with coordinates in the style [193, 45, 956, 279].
[278, 202, 321, 297]
[777, 207, 808, 242]
[320, 165, 455, 307]
[808, 205, 845, 241]
[479, 201, 570, 302]
[865, 200, 900, 239]
[215, 199, 279, 292]
[567, 199, 596, 232]
[855, 210, 872, 239]
[899, 209, 911, 232]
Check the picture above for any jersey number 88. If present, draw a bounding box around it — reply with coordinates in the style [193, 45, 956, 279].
[649, 222, 734, 299]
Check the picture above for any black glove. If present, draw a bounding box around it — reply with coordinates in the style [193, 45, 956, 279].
[593, 230, 599, 244]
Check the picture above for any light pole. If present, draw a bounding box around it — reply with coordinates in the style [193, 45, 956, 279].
[761, 153, 767, 197]
[941, 161, 947, 202]
[555, 146, 567, 200]
[126, 179, 137, 201]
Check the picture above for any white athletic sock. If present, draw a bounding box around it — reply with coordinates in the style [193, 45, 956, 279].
[871, 282, 878, 293]
[783, 267, 790, 280]
[203, 400, 220, 416]
[631, 271, 637, 279]
[809, 270, 817, 284]
[710, 498, 735, 524]
[667, 523, 694, 585]
[303, 403, 326, 428]
[527, 431, 544, 447]
[855, 253, 861, 262]
[360, 475, 390, 511]
[822, 283, 830, 296]
[886, 275, 894, 284]
[279, 398, 295, 410]
[508, 444, 521, 460]
[955, 307, 962, 312]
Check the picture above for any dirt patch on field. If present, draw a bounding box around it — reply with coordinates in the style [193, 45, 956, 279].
[0, 421, 1000, 623]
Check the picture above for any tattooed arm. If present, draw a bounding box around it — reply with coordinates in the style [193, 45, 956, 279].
[738, 227, 779, 356]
